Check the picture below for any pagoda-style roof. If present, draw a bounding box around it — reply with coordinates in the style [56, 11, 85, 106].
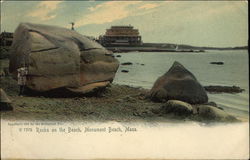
[110, 25, 134, 29]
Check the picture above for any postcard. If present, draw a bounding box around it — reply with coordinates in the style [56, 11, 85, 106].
[0, 1, 249, 159]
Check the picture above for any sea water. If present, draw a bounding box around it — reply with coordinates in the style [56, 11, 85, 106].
[113, 50, 249, 119]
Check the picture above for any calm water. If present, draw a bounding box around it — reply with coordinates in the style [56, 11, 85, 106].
[113, 50, 249, 118]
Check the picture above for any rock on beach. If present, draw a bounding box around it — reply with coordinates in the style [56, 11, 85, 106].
[157, 99, 237, 122]
[161, 100, 193, 116]
[195, 105, 237, 121]
[149, 61, 208, 104]
[9, 23, 119, 94]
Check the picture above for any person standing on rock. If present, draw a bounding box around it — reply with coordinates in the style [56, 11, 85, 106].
[17, 66, 28, 96]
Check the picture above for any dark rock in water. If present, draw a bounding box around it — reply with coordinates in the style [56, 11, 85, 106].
[9, 23, 119, 94]
[141, 64, 145, 66]
[149, 61, 208, 104]
[204, 101, 217, 107]
[121, 70, 129, 73]
[0, 88, 13, 111]
[196, 105, 237, 121]
[161, 100, 193, 116]
[121, 62, 133, 65]
[210, 62, 224, 65]
[116, 55, 121, 57]
[204, 85, 244, 93]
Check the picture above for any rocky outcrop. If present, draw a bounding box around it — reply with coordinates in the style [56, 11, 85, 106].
[9, 23, 119, 94]
[204, 85, 244, 93]
[149, 61, 208, 104]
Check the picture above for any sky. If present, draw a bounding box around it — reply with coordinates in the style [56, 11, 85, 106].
[0, 1, 248, 47]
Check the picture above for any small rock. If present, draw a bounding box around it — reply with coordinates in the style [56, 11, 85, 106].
[123, 96, 136, 103]
[133, 112, 141, 116]
[89, 111, 94, 115]
[19, 102, 27, 108]
[142, 111, 148, 114]
[121, 70, 129, 73]
[197, 105, 237, 121]
[115, 99, 123, 103]
[138, 95, 145, 100]
[116, 55, 121, 58]
[161, 100, 193, 116]
[151, 108, 161, 114]
[210, 62, 224, 65]
[121, 62, 133, 65]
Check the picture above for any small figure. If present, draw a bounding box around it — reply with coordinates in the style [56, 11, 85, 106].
[17, 66, 28, 96]
[70, 22, 75, 30]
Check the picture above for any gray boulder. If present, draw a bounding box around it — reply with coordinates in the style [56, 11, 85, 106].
[9, 23, 119, 93]
[161, 100, 193, 116]
[149, 61, 208, 104]
[196, 105, 237, 121]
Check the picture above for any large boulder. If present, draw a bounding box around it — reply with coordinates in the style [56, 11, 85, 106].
[149, 61, 208, 104]
[9, 23, 119, 93]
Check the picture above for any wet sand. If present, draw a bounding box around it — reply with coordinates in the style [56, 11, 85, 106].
[1, 74, 165, 122]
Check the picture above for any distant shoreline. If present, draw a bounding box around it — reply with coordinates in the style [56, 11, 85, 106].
[105, 46, 247, 53]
